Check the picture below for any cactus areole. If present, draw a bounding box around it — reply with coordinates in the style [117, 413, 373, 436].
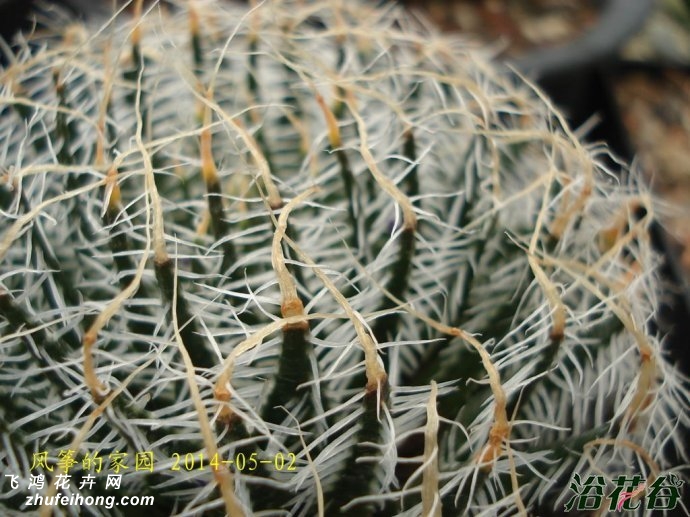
[0, 1, 687, 515]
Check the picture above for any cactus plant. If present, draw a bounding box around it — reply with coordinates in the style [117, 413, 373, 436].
[0, 0, 687, 515]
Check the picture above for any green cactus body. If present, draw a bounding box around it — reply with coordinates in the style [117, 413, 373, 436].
[0, 1, 686, 515]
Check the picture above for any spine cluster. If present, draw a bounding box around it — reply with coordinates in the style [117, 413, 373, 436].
[0, 1, 686, 515]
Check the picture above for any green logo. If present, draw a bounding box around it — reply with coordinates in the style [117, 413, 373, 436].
[564, 473, 684, 512]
